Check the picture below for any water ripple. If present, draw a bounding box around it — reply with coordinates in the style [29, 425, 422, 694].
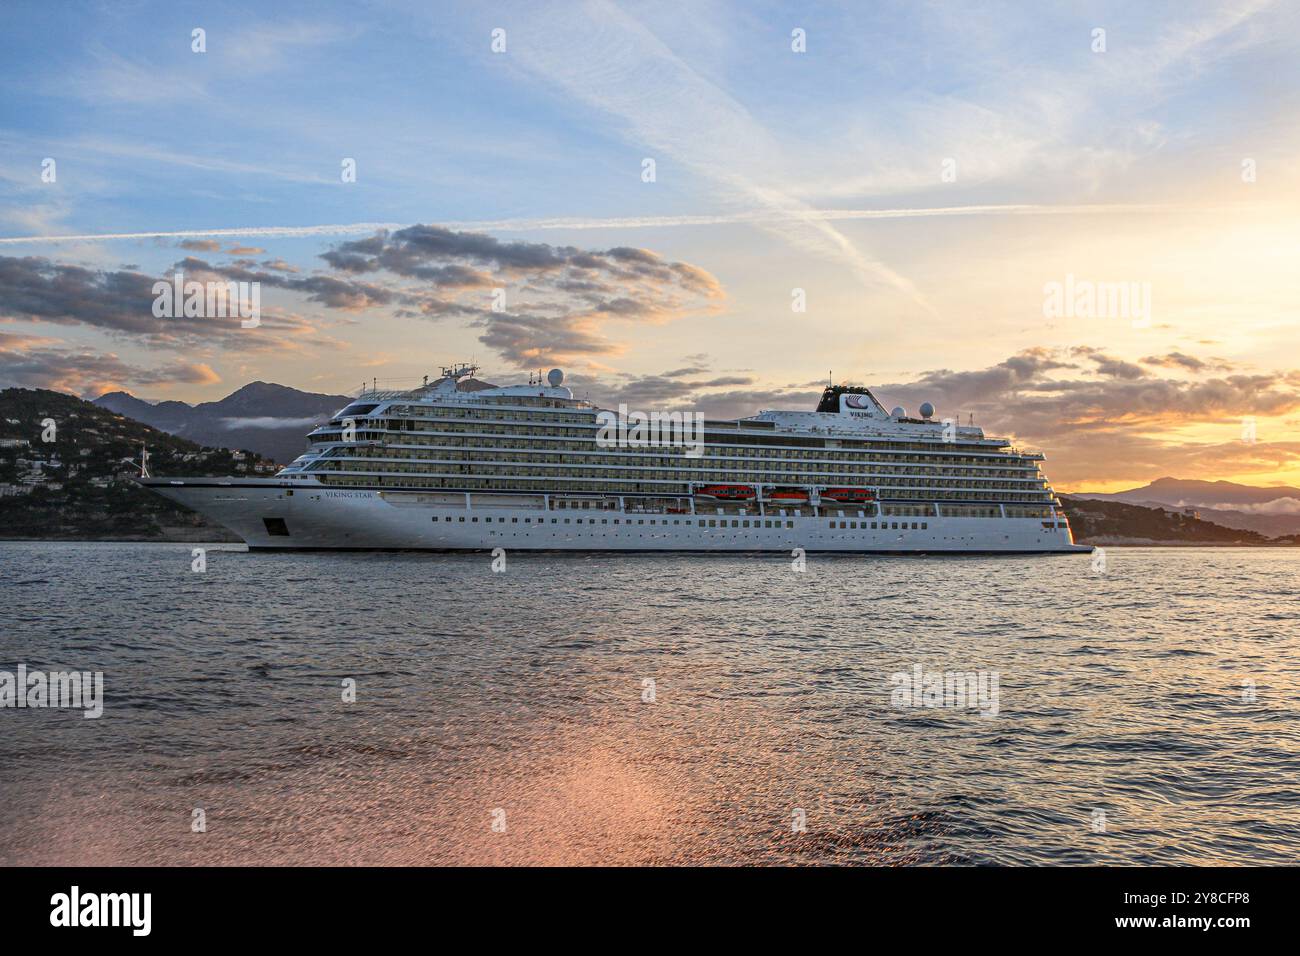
[0, 542, 1297, 865]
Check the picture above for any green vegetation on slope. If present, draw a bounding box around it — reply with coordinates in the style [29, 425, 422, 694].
[0, 387, 273, 541]
[1059, 495, 1276, 545]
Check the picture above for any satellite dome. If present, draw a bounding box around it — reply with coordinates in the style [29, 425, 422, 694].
[547, 368, 564, 386]
[919, 401, 935, 419]
[891, 406, 906, 418]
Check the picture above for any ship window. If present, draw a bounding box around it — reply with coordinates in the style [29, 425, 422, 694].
[512, 517, 518, 523]
[698, 520, 705, 527]
[785, 521, 793, 528]
[262, 517, 289, 537]
[601, 519, 607, 524]
[564, 518, 570, 524]
[850, 522, 857, 529]
[459, 517, 465, 522]
[891, 522, 898, 529]
[871, 522, 878, 529]
[921, 523, 928, 529]
[708, 520, 716, 527]
[472, 517, 478, 522]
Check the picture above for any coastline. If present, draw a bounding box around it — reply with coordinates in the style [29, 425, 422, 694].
[1080, 537, 1298, 547]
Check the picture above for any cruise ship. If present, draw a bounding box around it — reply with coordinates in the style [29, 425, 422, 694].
[141, 364, 1090, 554]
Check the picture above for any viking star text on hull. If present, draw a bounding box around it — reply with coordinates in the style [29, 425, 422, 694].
[140, 364, 1090, 554]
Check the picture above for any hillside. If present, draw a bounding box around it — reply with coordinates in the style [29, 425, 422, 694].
[0, 387, 275, 541]
[1058, 495, 1276, 546]
[1073, 477, 1300, 538]
[94, 381, 350, 464]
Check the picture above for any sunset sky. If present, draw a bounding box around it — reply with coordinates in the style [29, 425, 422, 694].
[1, 0, 1298, 491]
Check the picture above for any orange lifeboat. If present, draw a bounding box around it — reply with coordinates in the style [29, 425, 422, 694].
[695, 484, 756, 500]
[768, 488, 810, 505]
[821, 487, 876, 503]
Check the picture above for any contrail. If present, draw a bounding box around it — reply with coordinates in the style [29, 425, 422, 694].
[0, 203, 1186, 245]
[0, 222, 406, 245]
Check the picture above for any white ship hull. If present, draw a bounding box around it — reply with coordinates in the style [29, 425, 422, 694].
[143, 479, 1090, 554]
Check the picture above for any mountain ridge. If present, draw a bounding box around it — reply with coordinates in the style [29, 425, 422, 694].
[94, 382, 351, 463]
[1070, 477, 1300, 537]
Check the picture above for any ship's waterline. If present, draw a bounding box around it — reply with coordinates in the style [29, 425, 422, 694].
[140, 365, 1089, 554]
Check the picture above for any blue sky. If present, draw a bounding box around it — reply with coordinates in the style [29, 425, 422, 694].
[4, 1, 1294, 230]
[1, 0, 1299, 488]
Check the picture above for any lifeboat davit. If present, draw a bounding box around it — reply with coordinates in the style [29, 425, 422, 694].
[695, 484, 756, 500]
[821, 487, 876, 503]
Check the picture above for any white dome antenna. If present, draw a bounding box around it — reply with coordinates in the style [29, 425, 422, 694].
[547, 368, 564, 387]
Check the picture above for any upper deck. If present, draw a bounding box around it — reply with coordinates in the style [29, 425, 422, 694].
[330, 372, 1016, 450]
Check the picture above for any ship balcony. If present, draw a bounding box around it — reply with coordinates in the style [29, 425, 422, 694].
[1008, 446, 1046, 459]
